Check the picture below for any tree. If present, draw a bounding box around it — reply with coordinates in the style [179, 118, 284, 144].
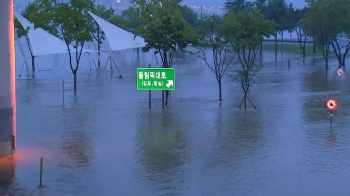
[109, 14, 124, 27]
[293, 7, 308, 50]
[32, 0, 94, 90]
[121, 7, 142, 55]
[254, 0, 267, 15]
[133, 0, 194, 107]
[180, 5, 199, 28]
[196, 13, 237, 101]
[300, 0, 350, 69]
[285, 3, 296, 44]
[265, 0, 291, 58]
[14, 2, 40, 74]
[228, 8, 275, 109]
[121, 7, 141, 34]
[225, 0, 253, 13]
[327, 0, 350, 67]
[90, 3, 115, 69]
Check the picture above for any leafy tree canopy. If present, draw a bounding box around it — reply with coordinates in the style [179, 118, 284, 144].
[265, 0, 292, 32]
[180, 5, 199, 28]
[225, 0, 253, 13]
[133, 0, 195, 67]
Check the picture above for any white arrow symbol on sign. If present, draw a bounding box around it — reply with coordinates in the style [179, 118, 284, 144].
[166, 80, 173, 88]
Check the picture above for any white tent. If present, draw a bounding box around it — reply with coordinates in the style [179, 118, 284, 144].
[14, 12, 97, 56]
[88, 11, 146, 51]
[88, 11, 147, 76]
[14, 12, 99, 78]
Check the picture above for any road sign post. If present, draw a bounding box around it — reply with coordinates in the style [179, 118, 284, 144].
[137, 68, 175, 90]
[326, 98, 338, 125]
[137, 68, 175, 109]
[148, 64, 151, 109]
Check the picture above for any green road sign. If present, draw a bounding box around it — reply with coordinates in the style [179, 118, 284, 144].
[137, 68, 175, 90]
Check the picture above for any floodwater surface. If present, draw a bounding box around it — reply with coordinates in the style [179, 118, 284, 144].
[1, 40, 350, 196]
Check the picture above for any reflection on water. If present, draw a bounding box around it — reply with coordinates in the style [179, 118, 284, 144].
[136, 111, 190, 195]
[327, 129, 337, 144]
[0, 156, 15, 195]
[5, 44, 350, 195]
[60, 107, 96, 167]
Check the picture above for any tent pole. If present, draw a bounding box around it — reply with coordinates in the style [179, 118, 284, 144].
[88, 53, 92, 75]
[15, 32, 32, 79]
[93, 41, 102, 70]
[100, 50, 111, 78]
[110, 56, 113, 71]
[110, 56, 122, 78]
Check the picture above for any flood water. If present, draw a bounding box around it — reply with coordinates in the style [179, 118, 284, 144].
[1, 40, 350, 196]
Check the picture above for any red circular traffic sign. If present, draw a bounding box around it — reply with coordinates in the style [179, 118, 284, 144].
[326, 98, 338, 111]
[337, 68, 344, 76]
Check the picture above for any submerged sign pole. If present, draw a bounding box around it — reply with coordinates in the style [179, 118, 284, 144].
[137, 68, 175, 109]
[148, 64, 151, 109]
[326, 98, 338, 125]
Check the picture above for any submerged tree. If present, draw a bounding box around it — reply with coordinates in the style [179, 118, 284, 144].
[14, 1, 40, 74]
[90, 3, 115, 69]
[32, 0, 94, 90]
[196, 12, 237, 101]
[134, 0, 194, 107]
[300, 0, 350, 69]
[327, 0, 350, 67]
[293, 7, 308, 50]
[265, 0, 291, 58]
[228, 8, 275, 109]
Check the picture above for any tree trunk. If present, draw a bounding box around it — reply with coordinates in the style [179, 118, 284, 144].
[244, 93, 247, 109]
[32, 56, 35, 74]
[97, 43, 101, 70]
[302, 39, 306, 58]
[97, 28, 101, 69]
[342, 48, 349, 67]
[275, 30, 278, 59]
[73, 70, 77, 91]
[281, 32, 284, 48]
[165, 90, 169, 107]
[313, 41, 316, 53]
[137, 48, 139, 56]
[218, 79, 222, 101]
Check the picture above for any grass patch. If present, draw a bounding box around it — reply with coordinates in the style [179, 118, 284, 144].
[262, 42, 323, 57]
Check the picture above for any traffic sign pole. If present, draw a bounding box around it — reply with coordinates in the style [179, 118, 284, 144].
[148, 64, 151, 109]
[137, 68, 175, 109]
[326, 98, 338, 125]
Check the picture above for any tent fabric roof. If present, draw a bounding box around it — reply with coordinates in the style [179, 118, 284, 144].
[14, 12, 98, 56]
[88, 11, 146, 51]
